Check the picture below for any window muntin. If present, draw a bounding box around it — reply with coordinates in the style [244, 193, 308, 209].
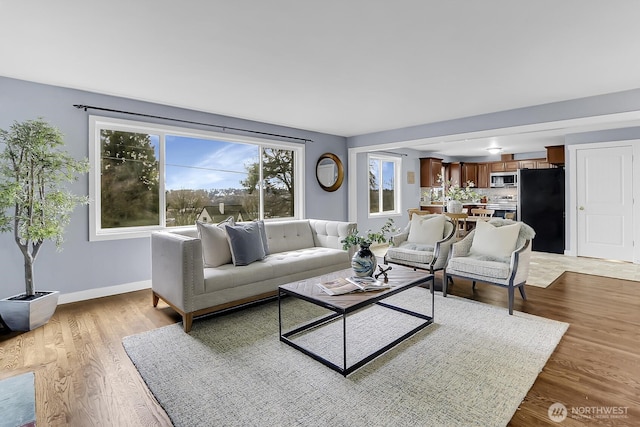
[89, 116, 303, 240]
[368, 154, 400, 216]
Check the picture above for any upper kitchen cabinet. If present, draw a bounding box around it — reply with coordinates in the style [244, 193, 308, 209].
[420, 157, 443, 187]
[519, 159, 537, 170]
[519, 158, 551, 169]
[477, 163, 490, 188]
[446, 162, 461, 186]
[546, 145, 565, 165]
[490, 160, 519, 172]
[461, 163, 478, 186]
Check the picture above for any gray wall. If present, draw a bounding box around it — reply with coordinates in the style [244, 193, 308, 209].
[353, 148, 422, 237]
[0, 77, 348, 298]
[346, 89, 640, 247]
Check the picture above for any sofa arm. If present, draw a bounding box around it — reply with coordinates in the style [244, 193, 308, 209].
[451, 230, 474, 258]
[309, 219, 357, 257]
[151, 231, 205, 313]
[390, 231, 409, 247]
[433, 224, 457, 270]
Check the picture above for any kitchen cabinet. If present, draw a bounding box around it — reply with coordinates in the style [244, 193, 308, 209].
[518, 159, 537, 170]
[490, 160, 519, 172]
[461, 163, 478, 186]
[490, 162, 506, 172]
[536, 160, 551, 169]
[447, 162, 461, 185]
[477, 163, 490, 188]
[419, 157, 443, 187]
[546, 145, 565, 165]
[504, 160, 519, 171]
[520, 158, 551, 169]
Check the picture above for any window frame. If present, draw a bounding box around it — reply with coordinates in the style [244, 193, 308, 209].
[89, 115, 304, 241]
[367, 153, 402, 218]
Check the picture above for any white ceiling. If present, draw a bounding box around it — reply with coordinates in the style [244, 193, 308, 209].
[2, 1, 640, 156]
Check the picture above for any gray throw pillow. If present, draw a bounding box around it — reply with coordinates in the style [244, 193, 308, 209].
[225, 222, 267, 266]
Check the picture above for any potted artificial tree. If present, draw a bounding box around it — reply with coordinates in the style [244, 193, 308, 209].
[0, 118, 88, 331]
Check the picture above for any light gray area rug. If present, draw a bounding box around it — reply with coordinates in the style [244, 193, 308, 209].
[0, 372, 36, 427]
[123, 288, 568, 427]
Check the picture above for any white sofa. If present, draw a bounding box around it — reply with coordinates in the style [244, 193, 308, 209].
[151, 219, 356, 332]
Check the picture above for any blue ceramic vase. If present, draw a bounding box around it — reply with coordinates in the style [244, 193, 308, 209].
[351, 243, 377, 277]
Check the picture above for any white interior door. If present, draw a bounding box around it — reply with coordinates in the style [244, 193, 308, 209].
[576, 145, 633, 261]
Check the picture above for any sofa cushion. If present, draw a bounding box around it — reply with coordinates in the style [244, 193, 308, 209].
[196, 217, 235, 267]
[264, 247, 349, 276]
[202, 246, 349, 292]
[470, 220, 520, 259]
[447, 255, 511, 279]
[225, 222, 267, 266]
[407, 214, 444, 246]
[264, 220, 315, 253]
[386, 243, 435, 264]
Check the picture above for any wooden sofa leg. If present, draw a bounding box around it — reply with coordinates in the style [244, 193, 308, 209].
[152, 292, 159, 307]
[183, 313, 193, 333]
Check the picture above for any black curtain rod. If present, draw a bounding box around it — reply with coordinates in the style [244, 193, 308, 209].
[73, 104, 313, 143]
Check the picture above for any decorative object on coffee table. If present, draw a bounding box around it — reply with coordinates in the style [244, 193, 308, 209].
[351, 243, 377, 277]
[341, 218, 396, 277]
[375, 265, 392, 281]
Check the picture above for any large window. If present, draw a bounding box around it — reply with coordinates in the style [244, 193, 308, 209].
[89, 116, 303, 240]
[368, 154, 401, 216]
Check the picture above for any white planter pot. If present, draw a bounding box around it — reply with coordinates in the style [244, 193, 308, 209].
[0, 291, 59, 331]
[447, 200, 463, 213]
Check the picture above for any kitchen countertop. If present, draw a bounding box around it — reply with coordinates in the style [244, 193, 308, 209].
[419, 202, 518, 211]
[420, 202, 491, 207]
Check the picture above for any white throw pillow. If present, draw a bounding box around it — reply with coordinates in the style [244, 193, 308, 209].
[470, 221, 520, 259]
[407, 214, 445, 246]
[197, 217, 234, 267]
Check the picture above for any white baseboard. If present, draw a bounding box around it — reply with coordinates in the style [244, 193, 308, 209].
[58, 280, 152, 304]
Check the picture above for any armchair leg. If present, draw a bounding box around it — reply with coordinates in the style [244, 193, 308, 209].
[443, 273, 448, 297]
[519, 285, 527, 300]
[508, 287, 514, 315]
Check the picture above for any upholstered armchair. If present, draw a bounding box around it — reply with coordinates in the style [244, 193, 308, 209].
[445, 219, 536, 314]
[384, 214, 456, 276]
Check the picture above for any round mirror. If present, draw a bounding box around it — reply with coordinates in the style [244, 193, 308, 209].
[316, 153, 344, 192]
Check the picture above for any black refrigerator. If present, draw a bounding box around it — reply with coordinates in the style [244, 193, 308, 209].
[517, 168, 565, 254]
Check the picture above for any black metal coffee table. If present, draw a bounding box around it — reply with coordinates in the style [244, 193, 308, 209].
[278, 265, 434, 376]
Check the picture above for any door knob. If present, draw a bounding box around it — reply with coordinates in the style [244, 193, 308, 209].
[579, 206, 585, 210]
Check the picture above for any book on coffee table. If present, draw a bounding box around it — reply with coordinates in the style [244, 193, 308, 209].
[317, 277, 390, 295]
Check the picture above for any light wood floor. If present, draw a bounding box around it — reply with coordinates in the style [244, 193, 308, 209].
[1, 271, 639, 426]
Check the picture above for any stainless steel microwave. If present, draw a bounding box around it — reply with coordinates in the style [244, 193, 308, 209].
[490, 172, 518, 188]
